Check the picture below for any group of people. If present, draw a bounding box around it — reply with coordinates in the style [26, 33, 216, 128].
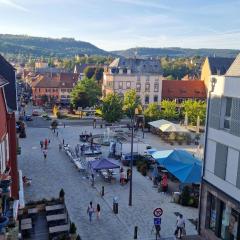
[119, 167, 131, 185]
[40, 138, 50, 150]
[87, 202, 101, 222]
[40, 138, 51, 159]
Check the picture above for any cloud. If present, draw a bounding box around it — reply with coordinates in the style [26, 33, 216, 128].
[0, 0, 29, 12]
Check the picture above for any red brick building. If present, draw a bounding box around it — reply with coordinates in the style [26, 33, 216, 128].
[0, 55, 19, 203]
[162, 80, 206, 103]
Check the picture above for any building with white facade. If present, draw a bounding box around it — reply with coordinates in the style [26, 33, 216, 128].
[102, 58, 163, 106]
[199, 54, 240, 239]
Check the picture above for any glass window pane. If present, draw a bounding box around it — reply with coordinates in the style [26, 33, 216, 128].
[224, 119, 230, 129]
[225, 98, 232, 117]
[228, 210, 240, 240]
[209, 195, 217, 231]
[221, 204, 230, 239]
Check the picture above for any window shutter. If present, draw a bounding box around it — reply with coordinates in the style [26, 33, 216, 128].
[230, 98, 240, 137]
[209, 97, 221, 129]
[214, 143, 228, 179]
[236, 153, 240, 189]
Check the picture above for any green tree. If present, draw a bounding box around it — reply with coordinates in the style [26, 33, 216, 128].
[182, 100, 206, 125]
[123, 89, 142, 118]
[160, 100, 178, 120]
[70, 77, 101, 109]
[101, 93, 123, 123]
[84, 67, 96, 79]
[144, 103, 161, 123]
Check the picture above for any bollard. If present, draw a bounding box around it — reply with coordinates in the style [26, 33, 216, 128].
[113, 202, 115, 213]
[134, 226, 138, 239]
[101, 186, 104, 197]
[115, 203, 118, 214]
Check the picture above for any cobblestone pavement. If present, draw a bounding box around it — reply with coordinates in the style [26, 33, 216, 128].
[19, 125, 199, 240]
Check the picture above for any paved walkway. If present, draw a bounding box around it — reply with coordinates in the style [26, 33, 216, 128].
[18, 125, 199, 240]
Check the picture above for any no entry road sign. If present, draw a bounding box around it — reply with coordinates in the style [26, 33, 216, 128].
[153, 208, 163, 217]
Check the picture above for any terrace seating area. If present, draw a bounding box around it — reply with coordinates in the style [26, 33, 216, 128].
[18, 200, 70, 240]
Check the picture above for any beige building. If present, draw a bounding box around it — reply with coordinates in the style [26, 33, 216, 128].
[200, 57, 234, 91]
[102, 58, 163, 106]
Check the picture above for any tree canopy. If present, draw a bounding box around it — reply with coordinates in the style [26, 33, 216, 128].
[123, 89, 142, 118]
[182, 100, 206, 125]
[160, 100, 178, 120]
[70, 78, 101, 109]
[144, 103, 161, 123]
[101, 93, 123, 123]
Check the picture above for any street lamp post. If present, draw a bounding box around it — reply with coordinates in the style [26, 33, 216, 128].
[129, 114, 134, 206]
[129, 108, 139, 206]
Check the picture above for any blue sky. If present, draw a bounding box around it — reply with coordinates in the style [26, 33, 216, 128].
[0, 0, 239, 51]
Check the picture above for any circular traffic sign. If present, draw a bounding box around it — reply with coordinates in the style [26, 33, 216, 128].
[153, 208, 163, 217]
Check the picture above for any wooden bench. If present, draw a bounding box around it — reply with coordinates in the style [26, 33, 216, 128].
[49, 224, 69, 234]
[46, 214, 67, 222]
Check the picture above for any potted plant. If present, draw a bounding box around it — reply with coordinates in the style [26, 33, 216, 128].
[180, 186, 190, 206]
[59, 188, 65, 202]
[69, 222, 77, 239]
[76, 235, 81, 240]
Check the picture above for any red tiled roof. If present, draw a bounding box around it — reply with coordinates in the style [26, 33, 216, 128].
[31, 73, 79, 89]
[162, 80, 206, 99]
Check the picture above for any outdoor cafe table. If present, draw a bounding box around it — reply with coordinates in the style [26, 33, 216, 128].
[46, 214, 67, 222]
[46, 204, 64, 212]
[49, 224, 69, 234]
[21, 218, 32, 225]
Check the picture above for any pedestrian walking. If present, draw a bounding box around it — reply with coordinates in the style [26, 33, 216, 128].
[48, 139, 50, 144]
[63, 123, 65, 128]
[127, 168, 131, 183]
[62, 139, 65, 145]
[87, 202, 94, 223]
[44, 139, 48, 149]
[93, 118, 96, 128]
[175, 214, 185, 239]
[43, 149, 47, 159]
[56, 131, 59, 137]
[59, 143, 62, 151]
[96, 203, 100, 220]
[40, 140, 43, 149]
[120, 169, 125, 185]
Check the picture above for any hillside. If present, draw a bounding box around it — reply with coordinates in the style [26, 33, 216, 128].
[112, 47, 240, 58]
[0, 34, 110, 57]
